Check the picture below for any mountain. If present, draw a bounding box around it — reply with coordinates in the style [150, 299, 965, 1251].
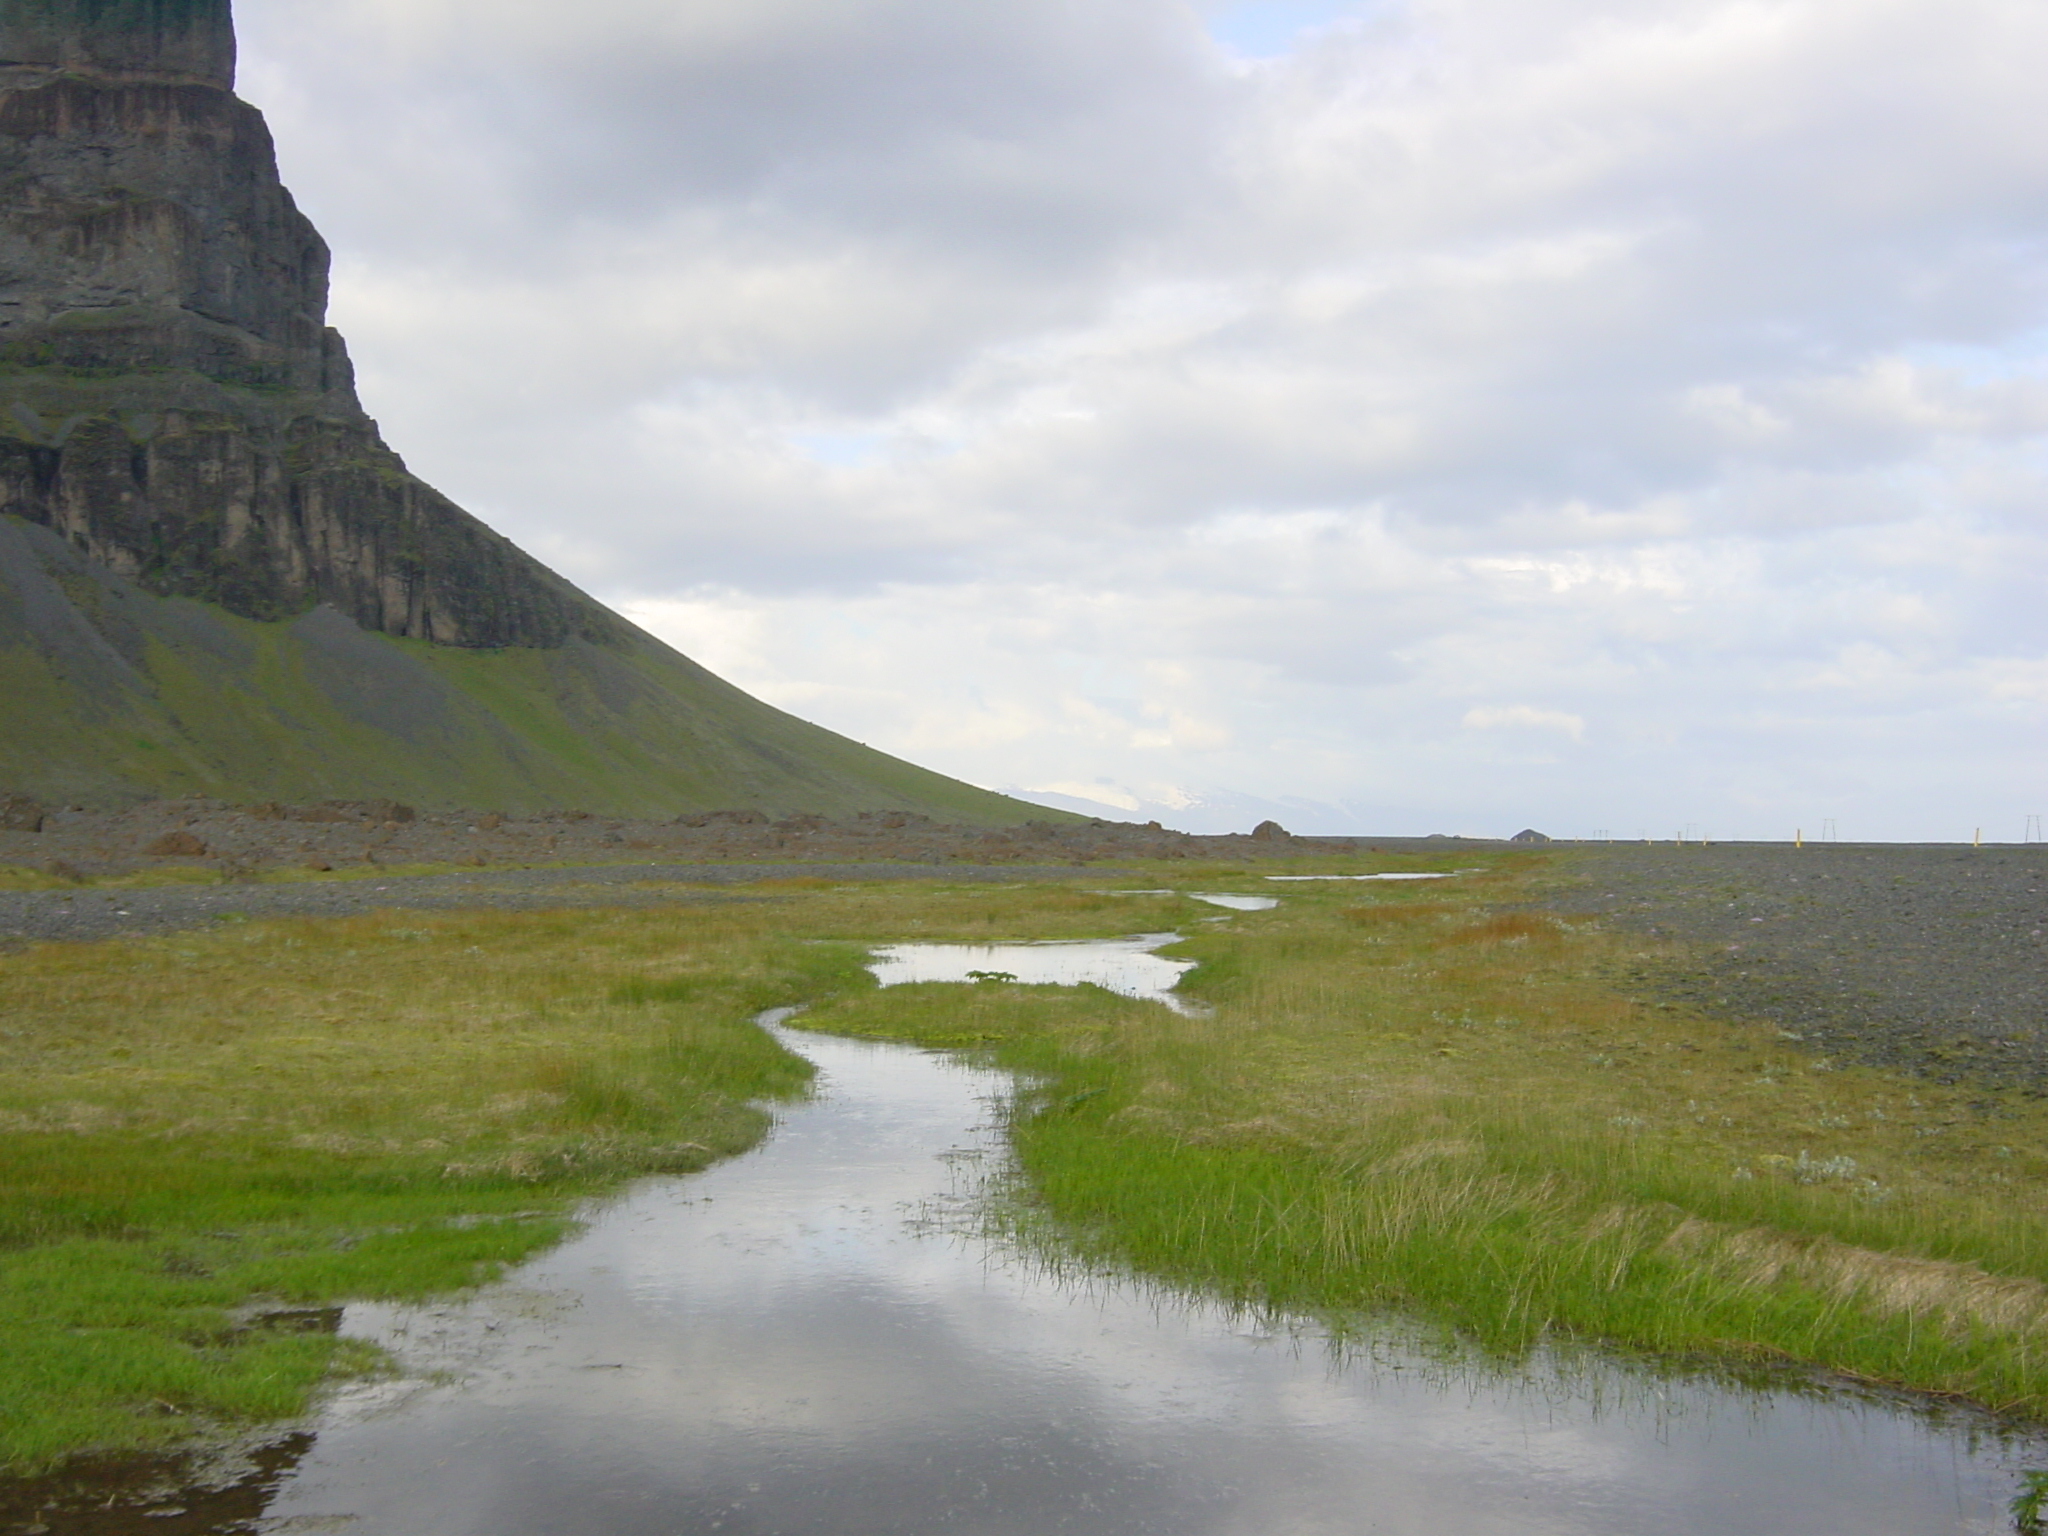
[0, 0, 1043, 822]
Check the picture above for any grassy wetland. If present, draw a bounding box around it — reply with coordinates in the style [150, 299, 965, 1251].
[4, 850, 2048, 1476]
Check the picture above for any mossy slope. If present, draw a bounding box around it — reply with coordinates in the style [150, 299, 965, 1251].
[0, 515, 1036, 821]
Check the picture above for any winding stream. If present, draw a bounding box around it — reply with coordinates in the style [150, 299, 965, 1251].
[237, 980, 2030, 1535]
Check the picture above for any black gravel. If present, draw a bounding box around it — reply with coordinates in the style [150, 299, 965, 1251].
[0, 862, 1129, 947]
[1546, 843, 2048, 1088]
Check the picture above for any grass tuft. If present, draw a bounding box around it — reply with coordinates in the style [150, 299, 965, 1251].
[11, 857, 2048, 1476]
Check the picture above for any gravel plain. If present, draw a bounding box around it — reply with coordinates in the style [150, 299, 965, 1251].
[1548, 842, 2048, 1089]
[0, 795, 1361, 948]
[0, 860, 1138, 947]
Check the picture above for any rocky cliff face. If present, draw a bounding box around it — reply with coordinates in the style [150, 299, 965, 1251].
[0, 0, 617, 647]
[0, 1, 1056, 823]
[0, 0, 236, 90]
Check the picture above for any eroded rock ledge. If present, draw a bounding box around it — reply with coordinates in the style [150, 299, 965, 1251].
[0, 0, 618, 648]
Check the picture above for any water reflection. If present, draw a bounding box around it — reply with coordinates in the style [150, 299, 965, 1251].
[0, 1435, 313, 1535]
[1267, 872, 1460, 882]
[239, 1025, 2029, 1535]
[867, 934, 1197, 1011]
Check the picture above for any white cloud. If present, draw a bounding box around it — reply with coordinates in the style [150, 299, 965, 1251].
[1463, 706, 1588, 741]
[235, 0, 2048, 838]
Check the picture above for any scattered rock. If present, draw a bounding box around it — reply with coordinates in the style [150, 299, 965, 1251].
[1548, 844, 2048, 1089]
[4, 797, 1382, 893]
[681, 808, 770, 828]
[143, 831, 207, 858]
[1, 795, 44, 833]
[303, 857, 333, 872]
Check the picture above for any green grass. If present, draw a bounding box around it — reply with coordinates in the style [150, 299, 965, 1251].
[9, 858, 2048, 1476]
[0, 903, 845, 1471]
[0, 879, 1174, 1473]
[796, 858, 2048, 1419]
[0, 509, 1058, 822]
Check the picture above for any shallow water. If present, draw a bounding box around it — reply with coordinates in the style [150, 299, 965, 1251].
[238, 1022, 2032, 1535]
[1107, 891, 1279, 912]
[1267, 872, 1459, 882]
[868, 933, 1198, 1010]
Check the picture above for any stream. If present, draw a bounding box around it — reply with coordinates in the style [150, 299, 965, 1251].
[256, 969, 2028, 1533]
[17, 938, 2038, 1533]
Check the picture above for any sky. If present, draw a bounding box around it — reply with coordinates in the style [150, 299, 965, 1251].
[232, 0, 2047, 839]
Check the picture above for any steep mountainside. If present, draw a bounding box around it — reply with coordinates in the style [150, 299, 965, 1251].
[0, 0, 1042, 821]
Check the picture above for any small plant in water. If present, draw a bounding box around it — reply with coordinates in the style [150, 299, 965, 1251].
[966, 969, 1020, 984]
[2010, 1470, 2048, 1533]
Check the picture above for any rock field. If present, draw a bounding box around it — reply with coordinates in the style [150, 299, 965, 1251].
[0, 797, 1354, 945]
[1551, 841, 2048, 1089]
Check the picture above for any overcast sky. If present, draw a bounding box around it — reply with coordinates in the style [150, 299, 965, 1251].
[234, 0, 2046, 838]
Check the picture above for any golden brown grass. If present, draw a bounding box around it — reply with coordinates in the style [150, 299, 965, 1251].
[9, 856, 2048, 1475]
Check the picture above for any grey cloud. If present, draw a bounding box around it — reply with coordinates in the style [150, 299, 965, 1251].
[249, 1, 1226, 270]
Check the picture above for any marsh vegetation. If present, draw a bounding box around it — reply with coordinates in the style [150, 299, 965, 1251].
[4, 853, 2047, 1477]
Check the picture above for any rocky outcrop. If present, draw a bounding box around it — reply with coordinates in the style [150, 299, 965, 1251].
[0, 0, 618, 647]
[0, 0, 235, 91]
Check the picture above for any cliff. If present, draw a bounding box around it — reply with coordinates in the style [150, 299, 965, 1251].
[0, 0, 613, 647]
[0, 0, 1046, 821]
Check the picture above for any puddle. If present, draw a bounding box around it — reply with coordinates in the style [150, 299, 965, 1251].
[1268, 872, 1460, 882]
[867, 934, 1196, 1011]
[1109, 889, 1279, 912]
[199, 1024, 2035, 1533]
